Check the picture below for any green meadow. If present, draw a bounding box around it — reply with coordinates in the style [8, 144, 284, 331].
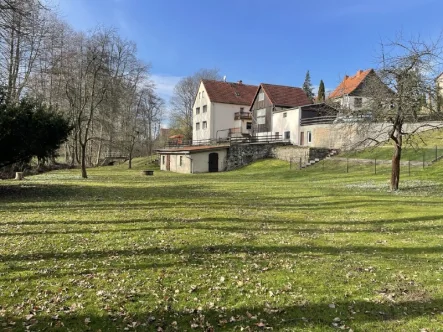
[1, 154, 443, 331]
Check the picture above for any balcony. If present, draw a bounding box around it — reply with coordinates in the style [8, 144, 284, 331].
[234, 111, 252, 120]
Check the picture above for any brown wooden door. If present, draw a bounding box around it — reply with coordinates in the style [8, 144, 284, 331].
[300, 132, 304, 146]
[166, 155, 170, 171]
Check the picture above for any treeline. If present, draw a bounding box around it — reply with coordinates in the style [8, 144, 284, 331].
[0, 0, 164, 178]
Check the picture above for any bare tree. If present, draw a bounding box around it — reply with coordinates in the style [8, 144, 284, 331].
[0, 0, 49, 104]
[170, 68, 220, 139]
[65, 29, 112, 178]
[333, 35, 443, 190]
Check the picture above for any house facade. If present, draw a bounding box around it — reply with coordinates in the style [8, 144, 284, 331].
[329, 69, 377, 111]
[272, 103, 337, 146]
[249, 83, 312, 138]
[157, 145, 229, 174]
[192, 80, 257, 142]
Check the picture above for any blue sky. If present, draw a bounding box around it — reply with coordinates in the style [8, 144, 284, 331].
[53, 0, 442, 103]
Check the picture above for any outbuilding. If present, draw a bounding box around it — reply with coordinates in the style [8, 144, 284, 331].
[157, 145, 229, 174]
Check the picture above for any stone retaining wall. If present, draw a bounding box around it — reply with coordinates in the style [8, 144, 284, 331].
[225, 144, 332, 170]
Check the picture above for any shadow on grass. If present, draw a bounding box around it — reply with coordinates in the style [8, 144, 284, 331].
[1, 243, 442, 264]
[6, 297, 443, 331]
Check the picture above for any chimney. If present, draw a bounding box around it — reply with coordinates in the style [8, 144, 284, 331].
[344, 75, 349, 80]
[237, 80, 243, 84]
[357, 69, 363, 76]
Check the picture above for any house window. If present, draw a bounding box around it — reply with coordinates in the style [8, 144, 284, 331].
[275, 132, 279, 137]
[202, 91, 205, 98]
[284, 131, 290, 139]
[307, 131, 312, 143]
[203, 105, 207, 113]
[283, 112, 287, 118]
[354, 97, 363, 108]
[246, 122, 252, 130]
[199, 92, 201, 99]
[196, 122, 200, 130]
[202, 121, 207, 129]
[256, 108, 266, 124]
[162, 156, 165, 165]
[240, 107, 244, 112]
[179, 156, 183, 166]
[258, 92, 264, 101]
[196, 107, 200, 115]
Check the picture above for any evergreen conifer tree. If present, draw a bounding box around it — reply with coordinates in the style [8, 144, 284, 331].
[302, 71, 314, 100]
[318, 80, 325, 102]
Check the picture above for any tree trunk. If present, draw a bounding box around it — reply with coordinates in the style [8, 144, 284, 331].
[391, 143, 401, 191]
[80, 143, 87, 178]
[95, 123, 103, 166]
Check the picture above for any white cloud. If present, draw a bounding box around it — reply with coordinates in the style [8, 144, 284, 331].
[151, 74, 182, 102]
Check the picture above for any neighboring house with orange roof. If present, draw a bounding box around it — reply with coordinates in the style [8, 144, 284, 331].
[329, 69, 378, 111]
[192, 79, 258, 142]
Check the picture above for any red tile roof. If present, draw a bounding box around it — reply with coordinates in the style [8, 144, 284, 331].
[202, 80, 258, 106]
[329, 69, 373, 99]
[260, 83, 312, 107]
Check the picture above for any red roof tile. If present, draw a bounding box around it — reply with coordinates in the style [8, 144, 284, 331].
[260, 83, 312, 107]
[329, 69, 373, 99]
[202, 80, 258, 106]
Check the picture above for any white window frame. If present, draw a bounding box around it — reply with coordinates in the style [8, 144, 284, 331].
[307, 131, 312, 143]
[258, 92, 264, 101]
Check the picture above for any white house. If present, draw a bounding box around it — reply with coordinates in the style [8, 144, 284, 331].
[192, 80, 257, 142]
[272, 103, 337, 147]
[157, 145, 229, 173]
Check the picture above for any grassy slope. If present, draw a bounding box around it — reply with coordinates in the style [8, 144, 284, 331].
[341, 127, 443, 161]
[1, 158, 443, 331]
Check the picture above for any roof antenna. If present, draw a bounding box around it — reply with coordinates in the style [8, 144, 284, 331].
[223, 75, 226, 82]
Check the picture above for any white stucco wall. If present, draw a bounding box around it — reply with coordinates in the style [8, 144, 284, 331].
[190, 149, 228, 173]
[192, 82, 251, 142]
[192, 82, 212, 142]
[159, 153, 192, 173]
[159, 148, 228, 173]
[272, 108, 301, 144]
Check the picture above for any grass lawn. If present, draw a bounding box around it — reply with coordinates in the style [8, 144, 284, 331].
[341, 127, 443, 162]
[1, 157, 443, 331]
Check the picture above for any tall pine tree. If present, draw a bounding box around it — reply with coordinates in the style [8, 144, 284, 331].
[317, 80, 325, 102]
[302, 70, 314, 100]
